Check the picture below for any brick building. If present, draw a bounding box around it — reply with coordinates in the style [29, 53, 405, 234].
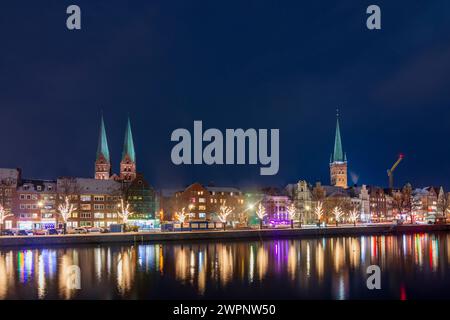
[170, 183, 245, 222]
[0, 168, 21, 229]
[14, 179, 57, 230]
[57, 177, 122, 228]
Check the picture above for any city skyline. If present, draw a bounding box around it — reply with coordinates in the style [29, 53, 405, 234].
[0, 110, 447, 191]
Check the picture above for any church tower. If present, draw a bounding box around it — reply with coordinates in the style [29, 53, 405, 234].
[95, 114, 111, 180]
[120, 117, 136, 182]
[330, 110, 348, 188]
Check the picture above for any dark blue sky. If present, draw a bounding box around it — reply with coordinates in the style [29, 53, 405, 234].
[1, 1, 450, 189]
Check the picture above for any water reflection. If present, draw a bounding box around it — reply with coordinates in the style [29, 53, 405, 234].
[0, 232, 449, 299]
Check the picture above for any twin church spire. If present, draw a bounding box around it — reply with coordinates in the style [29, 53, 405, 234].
[95, 114, 136, 182]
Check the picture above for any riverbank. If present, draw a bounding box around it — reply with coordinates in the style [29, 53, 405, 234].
[1, 223, 449, 247]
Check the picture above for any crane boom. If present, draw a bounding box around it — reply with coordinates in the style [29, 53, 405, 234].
[387, 154, 404, 189]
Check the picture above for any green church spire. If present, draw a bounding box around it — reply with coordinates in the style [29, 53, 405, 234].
[96, 114, 110, 162]
[122, 117, 136, 163]
[332, 110, 345, 163]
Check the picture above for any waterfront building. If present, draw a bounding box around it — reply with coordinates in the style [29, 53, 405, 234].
[411, 187, 438, 221]
[286, 180, 371, 224]
[367, 186, 390, 222]
[286, 180, 314, 223]
[125, 173, 159, 229]
[262, 192, 291, 225]
[171, 183, 245, 222]
[56, 177, 122, 228]
[14, 179, 57, 230]
[0, 168, 20, 229]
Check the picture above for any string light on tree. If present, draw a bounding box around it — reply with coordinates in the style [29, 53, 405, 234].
[118, 198, 133, 225]
[315, 201, 324, 226]
[349, 208, 360, 226]
[0, 204, 13, 232]
[175, 207, 189, 224]
[333, 206, 344, 226]
[256, 203, 266, 229]
[287, 203, 297, 229]
[218, 201, 234, 230]
[58, 196, 76, 234]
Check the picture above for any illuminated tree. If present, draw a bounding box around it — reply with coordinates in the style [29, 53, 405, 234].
[287, 203, 297, 228]
[58, 196, 76, 234]
[349, 208, 360, 226]
[175, 207, 188, 224]
[315, 201, 324, 224]
[333, 206, 344, 226]
[256, 203, 266, 229]
[118, 198, 133, 225]
[218, 202, 234, 230]
[0, 204, 13, 233]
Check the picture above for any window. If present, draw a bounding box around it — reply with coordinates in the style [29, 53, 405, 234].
[199, 205, 206, 210]
[80, 195, 91, 202]
[199, 213, 206, 218]
[80, 213, 91, 219]
[37, 186, 42, 191]
[94, 213, 104, 219]
[94, 204, 104, 210]
[80, 204, 91, 211]
[94, 196, 104, 201]
[94, 221, 105, 227]
[199, 198, 206, 203]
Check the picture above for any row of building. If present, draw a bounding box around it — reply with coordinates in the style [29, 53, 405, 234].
[0, 114, 448, 230]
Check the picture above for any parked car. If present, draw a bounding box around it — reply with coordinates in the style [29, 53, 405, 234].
[73, 227, 88, 234]
[17, 230, 33, 236]
[86, 227, 104, 233]
[33, 229, 48, 235]
[1, 229, 15, 236]
[47, 228, 58, 235]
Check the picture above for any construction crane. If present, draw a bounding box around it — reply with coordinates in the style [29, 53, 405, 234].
[387, 154, 404, 189]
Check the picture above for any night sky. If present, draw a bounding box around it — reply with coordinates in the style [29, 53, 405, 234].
[1, 1, 450, 190]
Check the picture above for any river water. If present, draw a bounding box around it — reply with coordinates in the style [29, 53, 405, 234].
[0, 232, 449, 299]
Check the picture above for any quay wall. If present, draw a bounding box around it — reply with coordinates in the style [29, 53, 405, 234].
[1, 224, 449, 247]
